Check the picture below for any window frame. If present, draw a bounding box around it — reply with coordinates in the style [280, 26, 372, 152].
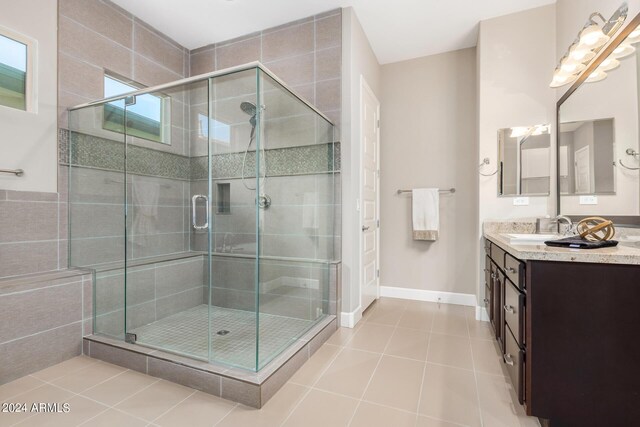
[0, 25, 37, 113]
[102, 73, 171, 145]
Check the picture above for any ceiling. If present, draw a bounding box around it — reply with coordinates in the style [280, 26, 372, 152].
[111, 0, 555, 64]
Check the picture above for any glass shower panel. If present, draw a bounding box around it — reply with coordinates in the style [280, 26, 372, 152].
[68, 64, 337, 372]
[68, 100, 127, 339]
[256, 69, 336, 369]
[208, 69, 260, 370]
[123, 80, 211, 360]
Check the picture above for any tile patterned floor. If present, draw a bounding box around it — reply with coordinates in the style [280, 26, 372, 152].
[0, 298, 541, 427]
[130, 304, 315, 369]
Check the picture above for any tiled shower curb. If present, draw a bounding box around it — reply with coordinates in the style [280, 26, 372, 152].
[83, 315, 336, 408]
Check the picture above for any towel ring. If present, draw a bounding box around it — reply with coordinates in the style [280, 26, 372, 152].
[619, 159, 639, 170]
[479, 158, 498, 176]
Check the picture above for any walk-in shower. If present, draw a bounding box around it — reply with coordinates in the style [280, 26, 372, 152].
[66, 63, 339, 373]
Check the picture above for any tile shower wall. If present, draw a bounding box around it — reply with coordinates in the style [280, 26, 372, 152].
[0, 271, 93, 384]
[0, 0, 342, 384]
[189, 9, 342, 137]
[59, 0, 193, 273]
[57, 0, 190, 126]
[0, 190, 67, 278]
[94, 255, 205, 338]
[1, 0, 193, 280]
[188, 11, 342, 316]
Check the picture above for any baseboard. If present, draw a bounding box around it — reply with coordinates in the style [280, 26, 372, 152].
[379, 286, 477, 307]
[340, 305, 362, 328]
[476, 306, 490, 322]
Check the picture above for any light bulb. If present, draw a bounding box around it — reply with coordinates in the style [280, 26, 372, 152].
[549, 71, 577, 88]
[627, 25, 640, 44]
[585, 70, 607, 83]
[568, 45, 596, 63]
[613, 43, 636, 59]
[598, 57, 620, 71]
[560, 61, 586, 74]
[578, 24, 609, 49]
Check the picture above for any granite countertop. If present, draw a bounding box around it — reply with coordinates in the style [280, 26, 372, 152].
[484, 219, 640, 265]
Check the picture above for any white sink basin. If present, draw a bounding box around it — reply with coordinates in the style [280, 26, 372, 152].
[503, 233, 559, 245]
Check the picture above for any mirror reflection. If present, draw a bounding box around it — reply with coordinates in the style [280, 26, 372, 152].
[559, 118, 615, 195]
[498, 125, 551, 196]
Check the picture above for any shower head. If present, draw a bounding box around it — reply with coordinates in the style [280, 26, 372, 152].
[240, 101, 257, 127]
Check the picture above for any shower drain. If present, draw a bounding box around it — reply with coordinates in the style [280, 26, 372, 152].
[216, 330, 230, 336]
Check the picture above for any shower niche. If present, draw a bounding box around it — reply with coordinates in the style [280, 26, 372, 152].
[67, 64, 339, 406]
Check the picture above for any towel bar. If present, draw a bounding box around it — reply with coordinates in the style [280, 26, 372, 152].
[397, 188, 455, 194]
[0, 168, 24, 176]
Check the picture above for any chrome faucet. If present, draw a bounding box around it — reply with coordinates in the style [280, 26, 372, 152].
[555, 215, 573, 235]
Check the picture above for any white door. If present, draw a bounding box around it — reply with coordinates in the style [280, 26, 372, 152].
[360, 77, 380, 312]
[575, 146, 591, 194]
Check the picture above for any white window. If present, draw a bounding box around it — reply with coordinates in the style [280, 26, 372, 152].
[103, 74, 170, 144]
[198, 113, 231, 145]
[0, 28, 35, 112]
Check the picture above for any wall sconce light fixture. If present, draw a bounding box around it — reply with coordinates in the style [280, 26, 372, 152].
[550, 3, 629, 87]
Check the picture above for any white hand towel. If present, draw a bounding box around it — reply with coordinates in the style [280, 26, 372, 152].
[412, 188, 439, 241]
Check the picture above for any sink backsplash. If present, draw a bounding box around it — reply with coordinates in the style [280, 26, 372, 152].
[483, 218, 537, 235]
[615, 226, 640, 240]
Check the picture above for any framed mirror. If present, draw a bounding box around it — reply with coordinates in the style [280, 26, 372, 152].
[498, 125, 551, 196]
[557, 12, 640, 224]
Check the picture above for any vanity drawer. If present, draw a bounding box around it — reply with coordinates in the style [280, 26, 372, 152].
[491, 244, 506, 270]
[504, 279, 525, 347]
[504, 328, 525, 405]
[505, 253, 525, 290]
[484, 239, 492, 253]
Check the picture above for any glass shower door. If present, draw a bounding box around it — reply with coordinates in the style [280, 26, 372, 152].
[123, 80, 213, 361]
[207, 68, 261, 370]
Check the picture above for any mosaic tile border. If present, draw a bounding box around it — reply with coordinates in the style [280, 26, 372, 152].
[60, 129, 340, 180]
[190, 143, 339, 180]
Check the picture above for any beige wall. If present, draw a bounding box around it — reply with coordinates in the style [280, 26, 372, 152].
[340, 7, 381, 320]
[477, 5, 557, 312]
[0, 0, 58, 193]
[478, 5, 557, 224]
[379, 48, 478, 296]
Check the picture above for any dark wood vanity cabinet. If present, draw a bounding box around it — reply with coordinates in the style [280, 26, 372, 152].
[484, 238, 640, 427]
[485, 241, 525, 404]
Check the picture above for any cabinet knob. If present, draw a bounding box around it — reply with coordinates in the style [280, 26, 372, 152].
[503, 353, 515, 366]
[503, 305, 515, 314]
[483, 298, 489, 304]
[490, 273, 496, 279]
[507, 267, 517, 274]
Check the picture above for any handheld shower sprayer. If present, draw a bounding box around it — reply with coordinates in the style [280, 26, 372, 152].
[239, 101, 270, 208]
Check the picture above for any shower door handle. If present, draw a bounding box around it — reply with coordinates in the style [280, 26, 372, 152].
[192, 195, 209, 230]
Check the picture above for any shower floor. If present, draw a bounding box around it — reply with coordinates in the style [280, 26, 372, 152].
[129, 304, 316, 369]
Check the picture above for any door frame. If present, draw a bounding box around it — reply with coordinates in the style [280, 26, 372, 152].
[574, 145, 591, 194]
[358, 75, 381, 312]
